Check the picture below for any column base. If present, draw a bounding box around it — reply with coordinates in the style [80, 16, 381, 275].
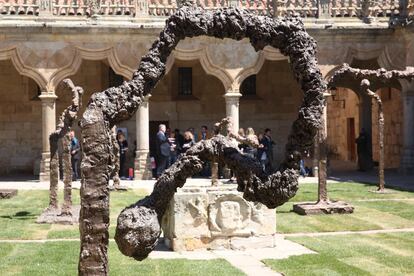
[134, 150, 153, 180]
[39, 152, 50, 182]
[400, 148, 414, 175]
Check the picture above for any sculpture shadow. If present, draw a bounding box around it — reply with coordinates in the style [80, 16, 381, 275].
[0, 211, 35, 220]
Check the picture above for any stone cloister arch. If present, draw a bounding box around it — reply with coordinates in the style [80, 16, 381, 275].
[325, 61, 404, 171]
[77, 6, 325, 275]
[50, 46, 135, 90]
[0, 46, 48, 90]
[165, 38, 288, 92]
[0, 59, 43, 176]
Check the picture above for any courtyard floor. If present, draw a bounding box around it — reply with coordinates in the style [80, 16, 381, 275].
[0, 179, 414, 275]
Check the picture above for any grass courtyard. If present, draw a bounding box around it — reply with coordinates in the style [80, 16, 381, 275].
[0, 182, 413, 275]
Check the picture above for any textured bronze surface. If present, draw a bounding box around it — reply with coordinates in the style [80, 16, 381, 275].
[48, 79, 83, 210]
[361, 79, 385, 192]
[79, 5, 325, 275]
[61, 133, 72, 216]
[328, 63, 414, 89]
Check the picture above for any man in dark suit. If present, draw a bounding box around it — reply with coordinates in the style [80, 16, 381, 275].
[155, 124, 171, 178]
[262, 128, 275, 174]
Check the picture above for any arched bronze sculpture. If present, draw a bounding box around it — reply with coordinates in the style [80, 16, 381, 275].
[78, 5, 325, 275]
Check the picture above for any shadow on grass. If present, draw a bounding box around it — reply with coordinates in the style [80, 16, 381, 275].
[0, 211, 36, 220]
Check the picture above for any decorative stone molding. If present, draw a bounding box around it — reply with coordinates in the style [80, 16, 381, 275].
[166, 37, 288, 91]
[0, 46, 48, 90]
[50, 46, 135, 88]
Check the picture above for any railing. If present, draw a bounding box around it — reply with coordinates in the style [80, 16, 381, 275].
[0, 0, 411, 22]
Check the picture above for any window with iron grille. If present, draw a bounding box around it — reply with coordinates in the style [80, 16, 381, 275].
[178, 67, 192, 96]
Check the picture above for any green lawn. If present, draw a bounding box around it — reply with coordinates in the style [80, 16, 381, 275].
[264, 232, 414, 276]
[0, 189, 146, 239]
[277, 182, 414, 233]
[0, 242, 243, 276]
[269, 182, 414, 275]
[1, 182, 414, 275]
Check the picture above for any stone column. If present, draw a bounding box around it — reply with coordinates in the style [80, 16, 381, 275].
[39, 93, 57, 182]
[135, 94, 152, 180]
[224, 92, 242, 134]
[400, 93, 414, 174]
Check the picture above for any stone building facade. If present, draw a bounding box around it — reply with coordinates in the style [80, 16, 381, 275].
[0, 1, 413, 181]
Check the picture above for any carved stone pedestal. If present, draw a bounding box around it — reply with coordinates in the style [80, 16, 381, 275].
[293, 201, 354, 215]
[161, 183, 276, 251]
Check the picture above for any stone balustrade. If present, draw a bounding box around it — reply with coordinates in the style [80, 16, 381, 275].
[0, 0, 411, 22]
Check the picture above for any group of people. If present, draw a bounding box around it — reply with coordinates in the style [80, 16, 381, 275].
[237, 127, 275, 174]
[154, 124, 276, 178]
[155, 124, 210, 178]
[69, 123, 284, 181]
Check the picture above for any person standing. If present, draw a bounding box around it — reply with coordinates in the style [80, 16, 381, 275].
[261, 128, 275, 174]
[198, 125, 210, 141]
[168, 131, 180, 166]
[174, 128, 184, 149]
[243, 127, 259, 159]
[155, 124, 171, 178]
[199, 125, 211, 177]
[188, 127, 197, 142]
[117, 130, 128, 179]
[257, 133, 266, 171]
[237, 128, 247, 153]
[181, 131, 195, 154]
[355, 128, 373, 171]
[69, 130, 81, 181]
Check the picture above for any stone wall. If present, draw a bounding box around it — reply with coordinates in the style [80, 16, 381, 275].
[0, 60, 42, 175]
[327, 87, 403, 169]
[372, 88, 403, 168]
[327, 87, 360, 161]
[151, 59, 227, 131]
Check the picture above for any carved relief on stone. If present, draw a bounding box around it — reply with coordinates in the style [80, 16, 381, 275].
[208, 193, 252, 236]
[188, 196, 208, 226]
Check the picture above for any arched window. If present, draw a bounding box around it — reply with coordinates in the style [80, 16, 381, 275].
[178, 67, 192, 96]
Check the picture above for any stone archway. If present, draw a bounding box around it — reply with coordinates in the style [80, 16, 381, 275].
[77, 6, 325, 275]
